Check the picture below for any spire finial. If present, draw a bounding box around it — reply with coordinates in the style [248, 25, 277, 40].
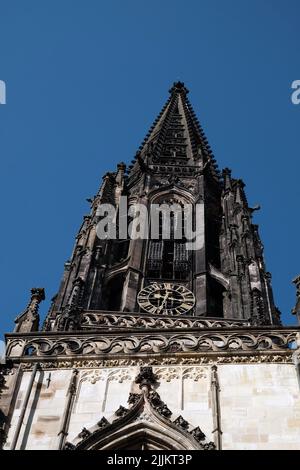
[169, 81, 189, 95]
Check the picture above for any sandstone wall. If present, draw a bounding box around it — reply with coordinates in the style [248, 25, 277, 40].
[3, 363, 300, 450]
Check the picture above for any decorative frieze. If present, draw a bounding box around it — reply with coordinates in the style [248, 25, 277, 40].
[154, 366, 207, 381]
[6, 328, 299, 361]
[80, 312, 249, 330]
[80, 369, 106, 384]
[16, 352, 294, 371]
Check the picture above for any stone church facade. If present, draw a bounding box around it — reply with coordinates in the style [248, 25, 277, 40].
[1, 82, 300, 450]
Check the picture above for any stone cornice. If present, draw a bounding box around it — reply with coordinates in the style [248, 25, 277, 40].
[5, 326, 299, 366]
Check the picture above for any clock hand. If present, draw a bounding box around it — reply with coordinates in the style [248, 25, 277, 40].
[153, 293, 163, 299]
[157, 291, 170, 313]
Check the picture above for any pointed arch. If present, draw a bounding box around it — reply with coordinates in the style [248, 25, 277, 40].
[148, 187, 195, 205]
[67, 389, 215, 451]
[78, 419, 198, 450]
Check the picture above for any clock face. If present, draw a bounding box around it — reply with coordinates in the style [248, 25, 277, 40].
[137, 283, 195, 316]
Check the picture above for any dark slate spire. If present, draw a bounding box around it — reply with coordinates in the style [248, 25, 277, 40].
[128, 81, 219, 179]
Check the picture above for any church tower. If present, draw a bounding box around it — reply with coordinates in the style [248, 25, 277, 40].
[1, 83, 300, 450]
[44, 81, 280, 329]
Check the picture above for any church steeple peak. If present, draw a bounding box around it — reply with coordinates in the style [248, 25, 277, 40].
[128, 82, 219, 179]
[169, 81, 189, 95]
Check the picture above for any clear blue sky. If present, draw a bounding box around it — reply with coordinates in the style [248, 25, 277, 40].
[0, 0, 299, 338]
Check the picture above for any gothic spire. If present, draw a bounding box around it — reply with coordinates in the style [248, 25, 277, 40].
[128, 81, 219, 179]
